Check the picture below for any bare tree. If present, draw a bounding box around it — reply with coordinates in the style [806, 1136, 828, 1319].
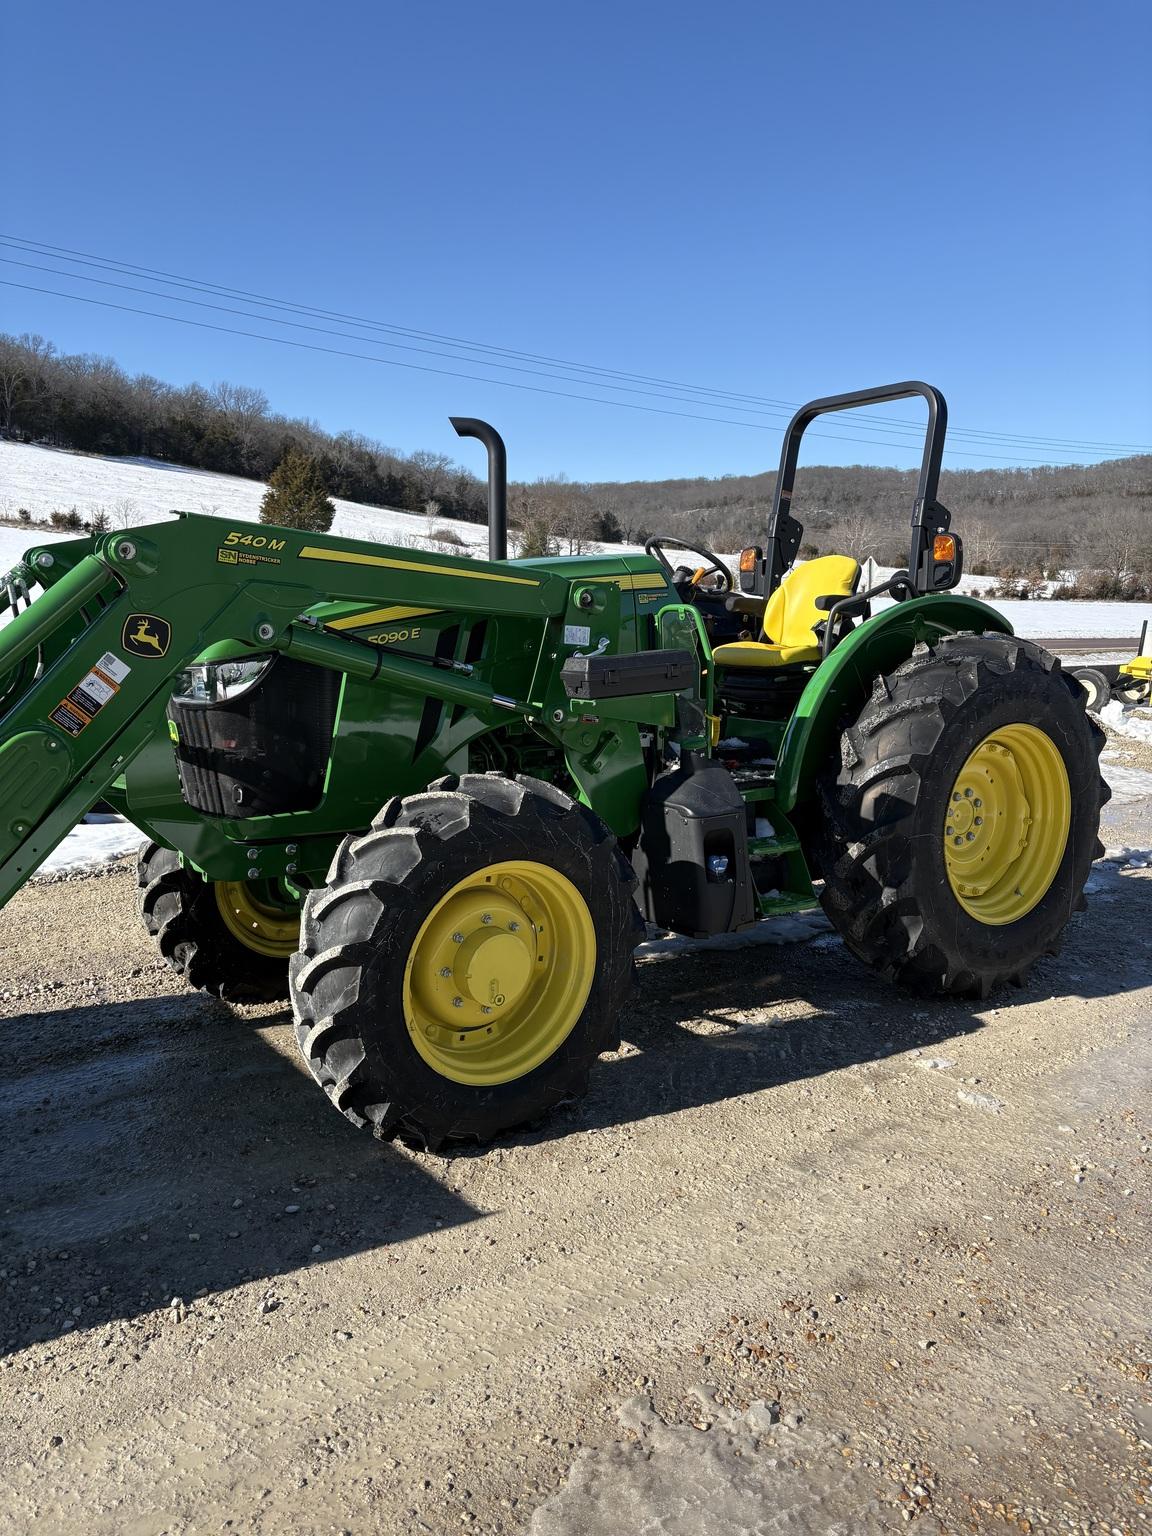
[0, 347, 26, 434]
[407, 450, 454, 509]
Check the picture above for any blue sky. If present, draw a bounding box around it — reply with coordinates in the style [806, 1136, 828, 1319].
[4, 0, 1150, 481]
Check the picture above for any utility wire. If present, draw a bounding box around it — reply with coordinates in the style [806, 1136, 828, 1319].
[4, 232, 1149, 457]
[8, 234, 1145, 453]
[19, 252, 1130, 464]
[5, 276, 1128, 469]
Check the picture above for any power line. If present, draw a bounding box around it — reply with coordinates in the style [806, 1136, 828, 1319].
[4, 232, 1149, 457]
[6, 276, 1128, 469]
[0, 255, 828, 426]
[17, 252, 1136, 468]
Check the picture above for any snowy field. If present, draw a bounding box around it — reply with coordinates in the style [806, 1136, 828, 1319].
[3, 441, 1149, 645]
[5, 432, 1151, 888]
[0, 439, 538, 560]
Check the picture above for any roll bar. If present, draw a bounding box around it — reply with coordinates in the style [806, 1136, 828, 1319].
[758, 381, 955, 597]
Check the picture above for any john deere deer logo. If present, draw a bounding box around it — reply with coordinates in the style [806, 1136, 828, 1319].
[122, 614, 172, 659]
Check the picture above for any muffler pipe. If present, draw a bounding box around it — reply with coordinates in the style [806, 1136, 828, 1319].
[450, 417, 508, 562]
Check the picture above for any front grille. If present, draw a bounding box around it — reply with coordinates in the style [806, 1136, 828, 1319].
[168, 655, 339, 818]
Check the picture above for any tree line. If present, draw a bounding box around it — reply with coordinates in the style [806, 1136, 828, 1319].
[587, 456, 1152, 598]
[2, 331, 1148, 587]
[0, 331, 492, 524]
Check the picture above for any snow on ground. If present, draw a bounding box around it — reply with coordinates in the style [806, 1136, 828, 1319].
[3, 442, 1150, 645]
[1100, 699, 1152, 743]
[532, 1396, 894, 1536]
[4, 439, 1151, 885]
[0, 440, 633, 564]
[37, 815, 147, 877]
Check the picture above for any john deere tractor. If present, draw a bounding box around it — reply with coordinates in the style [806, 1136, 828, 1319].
[0, 385, 1108, 1148]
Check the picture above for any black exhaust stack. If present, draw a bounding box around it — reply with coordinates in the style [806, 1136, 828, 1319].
[450, 417, 508, 562]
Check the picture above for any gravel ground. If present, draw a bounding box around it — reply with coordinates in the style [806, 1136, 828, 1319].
[0, 776, 1149, 1535]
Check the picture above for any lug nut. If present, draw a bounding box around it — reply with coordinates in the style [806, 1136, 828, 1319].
[481, 1006, 492, 1016]
[508, 921, 520, 932]
[481, 913, 492, 925]
[439, 967, 451, 978]
[966, 832, 975, 842]
[452, 932, 464, 944]
[451, 997, 463, 1008]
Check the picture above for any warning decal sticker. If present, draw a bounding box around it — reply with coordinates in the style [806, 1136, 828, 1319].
[50, 698, 91, 737]
[48, 653, 131, 736]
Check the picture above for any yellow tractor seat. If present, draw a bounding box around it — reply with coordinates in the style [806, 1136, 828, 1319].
[712, 554, 861, 670]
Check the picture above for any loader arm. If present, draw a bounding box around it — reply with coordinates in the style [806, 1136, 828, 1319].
[0, 513, 680, 908]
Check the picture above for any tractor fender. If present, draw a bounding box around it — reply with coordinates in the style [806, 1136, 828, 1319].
[774, 595, 1012, 814]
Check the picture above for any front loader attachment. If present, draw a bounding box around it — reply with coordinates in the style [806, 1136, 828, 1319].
[0, 511, 685, 909]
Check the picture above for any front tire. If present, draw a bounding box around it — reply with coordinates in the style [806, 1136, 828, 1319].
[817, 634, 1108, 997]
[137, 842, 298, 1002]
[289, 773, 639, 1149]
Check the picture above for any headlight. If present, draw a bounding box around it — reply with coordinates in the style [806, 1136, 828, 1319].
[170, 654, 276, 705]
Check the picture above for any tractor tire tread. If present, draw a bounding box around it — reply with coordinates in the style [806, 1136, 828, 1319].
[291, 772, 638, 1149]
[816, 632, 1107, 998]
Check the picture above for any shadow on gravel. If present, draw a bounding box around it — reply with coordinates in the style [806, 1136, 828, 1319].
[509, 899, 1149, 1146]
[0, 997, 480, 1355]
[3, 890, 1144, 1352]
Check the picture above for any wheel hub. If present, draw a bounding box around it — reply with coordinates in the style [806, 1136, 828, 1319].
[403, 861, 596, 1086]
[943, 724, 1071, 925]
[454, 927, 533, 1007]
[214, 880, 301, 958]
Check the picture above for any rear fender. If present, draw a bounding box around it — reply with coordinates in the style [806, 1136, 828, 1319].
[774, 595, 1012, 813]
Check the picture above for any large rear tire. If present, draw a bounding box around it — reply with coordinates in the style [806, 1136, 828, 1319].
[137, 842, 297, 1002]
[817, 633, 1108, 997]
[289, 773, 640, 1150]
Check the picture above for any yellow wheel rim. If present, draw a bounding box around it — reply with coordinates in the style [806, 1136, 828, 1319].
[944, 723, 1071, 926]
[214, 881, 300, 959]
[403, 860, 596, 1087]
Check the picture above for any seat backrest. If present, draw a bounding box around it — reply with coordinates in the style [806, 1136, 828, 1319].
[762, 554, 861, 647]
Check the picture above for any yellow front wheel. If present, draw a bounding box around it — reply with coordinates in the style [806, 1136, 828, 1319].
[138, 843, 298, 1002]
[215, 880, 302, 959]
[404, 861, 596, 1086]
[290, 774, 640, 1150]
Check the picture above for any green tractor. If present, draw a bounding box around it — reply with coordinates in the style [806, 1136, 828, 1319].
[0, 384, 1108, 1148]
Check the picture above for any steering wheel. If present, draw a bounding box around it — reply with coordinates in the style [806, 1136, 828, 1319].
[644, 535, 732, 593]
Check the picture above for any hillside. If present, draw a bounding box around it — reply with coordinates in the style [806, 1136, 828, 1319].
[1, 442, 1148, 643]
[592, 456, 1152, 588]
[0, 440, 502, 558]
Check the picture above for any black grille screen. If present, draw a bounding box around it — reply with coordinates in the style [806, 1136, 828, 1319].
[168, 656, 340, 818]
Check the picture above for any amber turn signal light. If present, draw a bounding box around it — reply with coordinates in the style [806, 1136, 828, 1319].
[933, 533, 956, 562]
[739, 547, 759, 573]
